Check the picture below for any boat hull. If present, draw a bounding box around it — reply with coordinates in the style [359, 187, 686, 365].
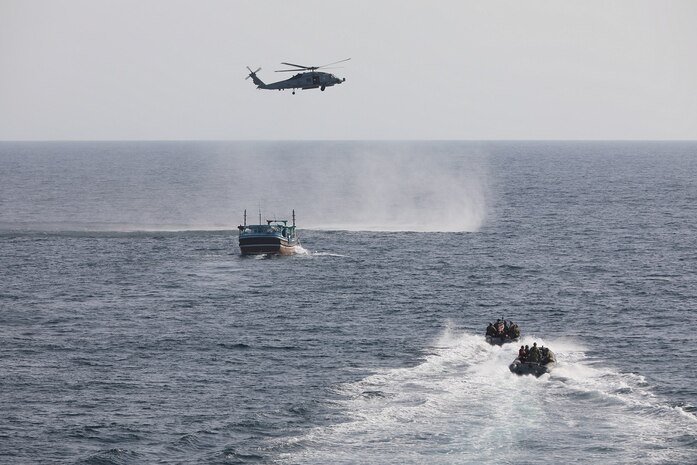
[486, 335, 520, 346]
[239, 235, 299, 255]
[509, 358, 555, 377]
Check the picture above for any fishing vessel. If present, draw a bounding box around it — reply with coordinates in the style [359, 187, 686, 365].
[237, 209, 300, 255]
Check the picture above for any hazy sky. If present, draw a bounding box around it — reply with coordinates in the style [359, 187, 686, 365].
[1, 0, 696, 140]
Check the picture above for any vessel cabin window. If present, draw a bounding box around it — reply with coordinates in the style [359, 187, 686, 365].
[245, 226, 270, 234]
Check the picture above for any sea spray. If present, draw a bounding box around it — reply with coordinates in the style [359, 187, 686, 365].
[296, 142, 490, 232]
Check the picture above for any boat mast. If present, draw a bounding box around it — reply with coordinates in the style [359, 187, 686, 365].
[292, 209, 296, 227]
[243, 209, 247, 226]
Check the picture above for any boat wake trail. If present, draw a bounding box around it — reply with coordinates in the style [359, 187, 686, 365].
[307, 251, 348, 258]
[275, 323, 697, 465]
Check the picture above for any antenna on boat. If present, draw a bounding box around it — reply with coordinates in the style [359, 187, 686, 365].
[244, 209, 247, 226]
[258, 206, 262, 225]
[292, 209, 296, 227]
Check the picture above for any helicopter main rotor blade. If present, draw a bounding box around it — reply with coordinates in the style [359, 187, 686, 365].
[273, 58, 350, 73]
[280, 62, 312, 69]
[317, 58, 351, 69]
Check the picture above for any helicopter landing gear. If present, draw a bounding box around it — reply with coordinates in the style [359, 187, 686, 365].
[321, 86, 326, 91]
[292, 90, 295, 95]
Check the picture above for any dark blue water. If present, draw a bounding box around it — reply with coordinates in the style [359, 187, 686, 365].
[1, 141, 696, 464]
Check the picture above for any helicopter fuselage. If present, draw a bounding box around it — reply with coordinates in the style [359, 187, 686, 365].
[251, 71, 345, 92]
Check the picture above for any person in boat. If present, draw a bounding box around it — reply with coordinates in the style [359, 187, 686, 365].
[518, 345, 526, 360]
[524, 345, 530, 358]
[486, 323, 497, 337]
[528, 342, 541, 363]
[507, 321, 520, 339]
[540, 346, 554, 364]
[495, 319, 505, 336]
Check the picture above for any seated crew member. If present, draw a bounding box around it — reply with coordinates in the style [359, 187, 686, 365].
[542, 347, 555, 364]
[486, 323, 496, 337]
[518, 345, 526, 360]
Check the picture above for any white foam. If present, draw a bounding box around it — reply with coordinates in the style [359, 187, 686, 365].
[293, 244, 310, 255]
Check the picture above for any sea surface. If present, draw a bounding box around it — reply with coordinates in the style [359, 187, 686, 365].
[1, 141, 696, 464]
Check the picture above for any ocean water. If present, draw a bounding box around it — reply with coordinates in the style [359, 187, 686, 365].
[1, 141, 696, 464]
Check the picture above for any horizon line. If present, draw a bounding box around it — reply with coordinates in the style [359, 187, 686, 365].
[1, 138, 697, 143]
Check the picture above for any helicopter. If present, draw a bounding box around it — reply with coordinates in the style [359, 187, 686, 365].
[246, 58, 350, 94]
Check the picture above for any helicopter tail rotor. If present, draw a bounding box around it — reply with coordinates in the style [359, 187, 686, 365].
[245, 66, 266, 88]
[245, 66, 261, 80]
